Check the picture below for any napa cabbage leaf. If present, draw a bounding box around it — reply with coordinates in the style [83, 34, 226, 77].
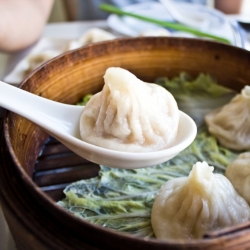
[58, 130, 239, 238]
[155, 72, 237, 127]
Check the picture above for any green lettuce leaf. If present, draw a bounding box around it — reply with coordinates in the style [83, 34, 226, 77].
[76, 94, 93, 106]
[155, 72, 237, 127]
[58, 129, 239, 238]
[58, 73, 239, 238]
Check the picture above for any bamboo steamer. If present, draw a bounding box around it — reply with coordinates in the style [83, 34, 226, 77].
[1, 37, 250, 250]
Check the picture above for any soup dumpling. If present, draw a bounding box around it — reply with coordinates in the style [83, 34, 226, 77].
[151, 161, 250, 240]
[226, 152, 250, 205]
[205, 86, 250, 151]
[25, 50, 61, 75]
[80, 67, 179, 152]
[67, 28, 116, 50]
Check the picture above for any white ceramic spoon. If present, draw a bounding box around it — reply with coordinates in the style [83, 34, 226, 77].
[0, 81, 197, 169]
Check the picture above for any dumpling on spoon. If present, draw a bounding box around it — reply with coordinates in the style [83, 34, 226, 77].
[80, 67, 179, 152]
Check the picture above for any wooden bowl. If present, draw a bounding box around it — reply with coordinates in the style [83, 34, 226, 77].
[1, 37, 250, 249]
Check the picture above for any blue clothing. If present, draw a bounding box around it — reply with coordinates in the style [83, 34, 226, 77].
[77, 0, 207, 20]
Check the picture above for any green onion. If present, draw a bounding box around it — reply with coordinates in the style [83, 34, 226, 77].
[99, 3, 231, 44]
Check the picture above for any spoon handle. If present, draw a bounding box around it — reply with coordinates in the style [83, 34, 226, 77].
[0, 81, 83, 134]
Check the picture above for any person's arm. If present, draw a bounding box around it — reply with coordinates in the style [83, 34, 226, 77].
[214, 0, 243, 14]
[0, 0, 54, 52]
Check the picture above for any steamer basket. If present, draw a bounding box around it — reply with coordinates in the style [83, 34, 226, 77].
[1, 37, 250, 250]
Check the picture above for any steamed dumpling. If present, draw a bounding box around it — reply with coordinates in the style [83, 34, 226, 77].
[67, 28, 116, 50]
[226, 152, 250, 204]
[25, 50, 61, 75]
[205, 86, 250, 151]
[151, 161, 250, 240]
[80, 67, 179, 152]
